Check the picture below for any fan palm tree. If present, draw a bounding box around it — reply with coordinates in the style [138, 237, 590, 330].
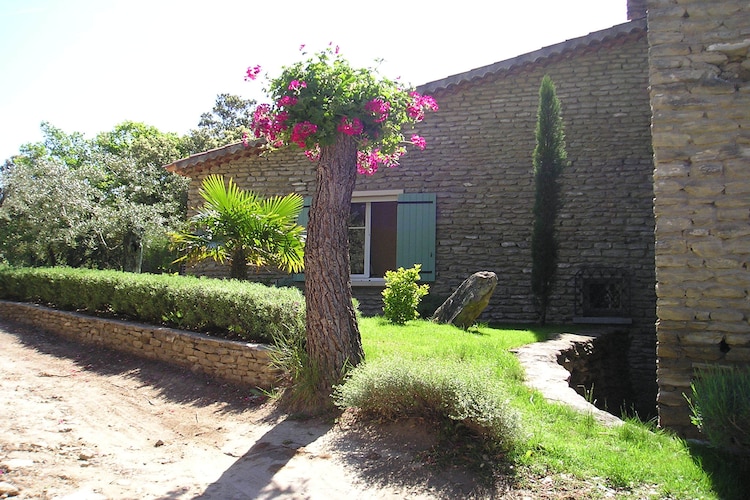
[171, 174, 305, 280]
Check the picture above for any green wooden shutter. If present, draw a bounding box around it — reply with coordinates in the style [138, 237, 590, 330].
[293, 196, 312, 282]
[396, 193, 436, 282]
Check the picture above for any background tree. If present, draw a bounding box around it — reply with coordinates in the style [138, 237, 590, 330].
[531, 75, 568, 325]
[0, 122, 189, 271]
[247, 46, 437, 409]
[183, 93, 256, 152]
[170, 174, 305, 280]
[0, 158, 98, 267]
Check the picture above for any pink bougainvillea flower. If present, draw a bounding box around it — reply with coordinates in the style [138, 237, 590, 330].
[365, 98, 391, 123]
[276, 110, 289, 124]
[407, 91, 439, 121]
[288, 80, 307, 91]
[277, 95, 298, 108]
[355, 146, 406, 175]
[356, 150, 378, 175]
[251, 104, 288, 147]
[337, 116, 363, 136]
[245, 65, 261, 81]
[410, 134, 427, 150]
[291, 121, 318, 148]
[304, 144, 321, 162]
[242, 131, 249, 147]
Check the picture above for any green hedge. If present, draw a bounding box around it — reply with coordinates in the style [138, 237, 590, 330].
[0, 266, 305, 344]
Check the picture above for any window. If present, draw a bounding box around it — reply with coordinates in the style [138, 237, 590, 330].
[297, 191, 435, 283]
[349, 199, 398, 278]
[574, 267, 632, 324]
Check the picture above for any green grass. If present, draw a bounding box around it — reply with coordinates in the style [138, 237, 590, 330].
[356, 317, 749, 499]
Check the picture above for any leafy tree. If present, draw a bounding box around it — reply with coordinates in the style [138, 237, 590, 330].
[183, 93, 256, 152]
[96, 120, 189, 169]
[12, 122, 92, 170]
[531, 75, 568, 325]
[0, 158, 98, 266]
[247, 45, 437, 409]
[170, 174, 305, 280]
[0, 122, 189, 271]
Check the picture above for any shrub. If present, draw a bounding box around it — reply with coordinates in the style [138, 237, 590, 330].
[333, 356, 522, 452]
[0, 266, 305, 344]
[381, 264, 429, 324]
[688, 365, 750, 452]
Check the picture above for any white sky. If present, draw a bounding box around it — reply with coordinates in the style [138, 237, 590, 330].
[0, 0, 627, 161]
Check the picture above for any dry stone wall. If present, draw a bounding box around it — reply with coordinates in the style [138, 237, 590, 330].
[0, 300, 282, 390]
[647, 0, 750, 436]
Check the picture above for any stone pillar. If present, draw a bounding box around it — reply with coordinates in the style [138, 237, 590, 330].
[647, 0, 750, 437]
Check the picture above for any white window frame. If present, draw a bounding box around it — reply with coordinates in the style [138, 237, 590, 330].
[350, 189, 402, 286]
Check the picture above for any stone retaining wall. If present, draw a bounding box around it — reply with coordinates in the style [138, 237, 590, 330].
[513, 330, 628, 426]
[0, 300, 282, 389]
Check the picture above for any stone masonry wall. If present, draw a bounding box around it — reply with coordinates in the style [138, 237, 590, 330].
[0, 300, 282, 390]
[647, 0, 750, 437]
[358, 27, 655, 327]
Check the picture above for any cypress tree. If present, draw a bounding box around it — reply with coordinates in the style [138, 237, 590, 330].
[531, 75, 567, 325]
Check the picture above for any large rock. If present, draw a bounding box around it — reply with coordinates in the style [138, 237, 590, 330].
[431, 271, 498, 328]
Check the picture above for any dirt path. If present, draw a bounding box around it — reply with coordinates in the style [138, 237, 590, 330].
[0, 319, 499, 499]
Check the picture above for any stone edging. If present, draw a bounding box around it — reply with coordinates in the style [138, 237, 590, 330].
[0, 300, 282, 389]
[512, 333, 623, 426]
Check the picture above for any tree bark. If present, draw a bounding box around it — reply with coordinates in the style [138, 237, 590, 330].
[304, 134, 364, 408]
[230, 247, 247, 280]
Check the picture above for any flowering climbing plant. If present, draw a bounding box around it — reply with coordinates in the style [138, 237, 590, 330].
[245, 44, 438, 175]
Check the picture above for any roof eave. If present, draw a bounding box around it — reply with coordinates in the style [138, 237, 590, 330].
[163, 140, 264, 174]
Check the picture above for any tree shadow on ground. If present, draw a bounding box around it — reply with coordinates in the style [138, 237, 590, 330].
[0, 318, 262, 415]
[187, 414, 333, 499]
[186, 411, 513, 499]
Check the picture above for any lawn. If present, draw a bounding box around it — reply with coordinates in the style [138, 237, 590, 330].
[355, 317, 748, 499]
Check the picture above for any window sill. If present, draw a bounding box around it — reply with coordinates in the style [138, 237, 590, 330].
[351, 278, 386, 287]
[573, 317, 633, 325]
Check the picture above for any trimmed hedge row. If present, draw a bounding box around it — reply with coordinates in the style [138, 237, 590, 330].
[0, 266, 305, 344]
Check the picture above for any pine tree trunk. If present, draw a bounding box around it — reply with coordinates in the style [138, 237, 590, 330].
[304, 134, 364, 408]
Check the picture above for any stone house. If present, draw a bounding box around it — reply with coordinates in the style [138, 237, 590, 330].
[166, 0, 749, 434]
[166, 7, 658, 418]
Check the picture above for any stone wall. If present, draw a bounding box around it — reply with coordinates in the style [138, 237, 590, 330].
[558, 329, 633, 415]
[647, 0, 750, 437]
[513, 331, 625, 426]
[0, 300, 282, 390]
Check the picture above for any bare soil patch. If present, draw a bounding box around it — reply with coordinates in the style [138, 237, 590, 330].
[0, 318, 603, 499]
